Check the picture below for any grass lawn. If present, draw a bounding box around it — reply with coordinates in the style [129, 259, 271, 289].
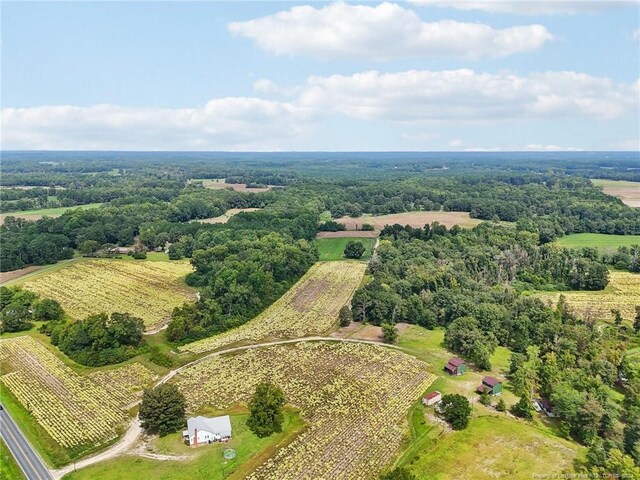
[62, 411, 304, 480]
[404, 416, 585, 480]
[555, 233, 640, 250]
[315, 237, 376, 261]
[2, 203, 103, 217]
[0, 438, 26, 480]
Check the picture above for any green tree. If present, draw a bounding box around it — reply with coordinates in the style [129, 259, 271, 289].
[139, 384, 186, 436]
[381, 323, 398, 343]
[344, 241, 366, 259]
[338, 306, 353, 327]
[479, 391, 491, 406]
[511, 396, 533, 420]
[79, 240, 100, 255]
[247, 382, 285, 438]
[32, 298, 64, 322]
[439, 394, 472, 430]
[496, 398, 507, 412]
[634, 306, 640, 334]
[380, 467, 417, 480]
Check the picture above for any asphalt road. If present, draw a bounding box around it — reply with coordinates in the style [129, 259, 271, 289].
[0, 404, 52, 480]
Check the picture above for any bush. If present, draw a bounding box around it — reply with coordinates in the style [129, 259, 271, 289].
[496, 398, 507, 412]
[380, 468, 417, 480]
[381, 323, 398, 343]
[339, 306, 352, 327]
[149, 346, 174, 368]
[344, 241, 366, 259]
[511, 396, 534, 420]
[439, 394, 472, 430]
[361, 223, 375, 231]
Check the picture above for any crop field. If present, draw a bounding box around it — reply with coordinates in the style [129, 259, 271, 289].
[316, 237, 376, 261]
[0, 203, 103, 225]
[335, 211, 483, 230]
[592, 179, 640, 208]
[22, 260, 195, 331]
[555, 233, 640, 250]
[0, 336, 156, 450]
[190, 207, 261, 224]
[175, 341, 435, 480]
[538, 270, 640, 322]
[181, 261, 366, 354]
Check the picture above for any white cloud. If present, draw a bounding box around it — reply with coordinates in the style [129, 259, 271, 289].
[409, 0, 634, 15]
[228, 2, 553, 60]
[3, 69, 637, 150]
[1, 98, 310, 151]
[524, 144, 584, 151]
[299, 69, 639, 122]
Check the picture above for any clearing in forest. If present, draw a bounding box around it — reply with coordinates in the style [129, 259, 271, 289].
[335, 211, 482, 231]
[0, 336, 156, 451]
[22, 260, 195, 331]
[592, 179, 640, 208]
[555, 233, 640, 251]
[190, 207, 261, 224]
[538, 270, 640, 322]
[189, 178, 274, 193]
[181, 261, 366, 354]
[0, 203, 103, 225]
[175, 341, 435, 480]
[316, 237, 377, 261]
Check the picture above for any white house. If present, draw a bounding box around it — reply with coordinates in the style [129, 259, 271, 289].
[422, 391, 442, 406]
[182, 415, 232, 447]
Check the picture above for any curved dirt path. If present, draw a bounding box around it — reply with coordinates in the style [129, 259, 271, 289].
[49, 336, 403, 478]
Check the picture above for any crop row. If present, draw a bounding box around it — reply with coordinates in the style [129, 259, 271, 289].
[181, 262, 366, 354]
[0, 336, 155, 449]
[175, 341, 435, 480]
[22, 259, 195, 331]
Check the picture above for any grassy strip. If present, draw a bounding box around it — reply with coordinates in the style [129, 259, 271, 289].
[555, 233, 640, 250]
[315, 237, 376, 261]
[0, 438, 27, 480]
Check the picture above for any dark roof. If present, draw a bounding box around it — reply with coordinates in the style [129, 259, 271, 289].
[448, 358, 465, 367]
[424, 391, 441, 400]
[538, 398, 553, 410]
[444, 364, 456, 372]
[482, 376, 500, 387]
[476, 385, 487, 394]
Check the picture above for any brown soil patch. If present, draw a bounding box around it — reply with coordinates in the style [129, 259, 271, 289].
[601, 186, 640, 208]
[190, 208, 261, 224]
[191, 179, 276, 193]
[316, 231, 379, 238]
[0, 265, 43, 284]
[335, 211, 482, 230]
[333, 322, 412, 341]
[290, 278, 331, 312]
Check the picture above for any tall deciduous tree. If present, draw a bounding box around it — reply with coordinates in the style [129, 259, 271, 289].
[139, 384, 186, 436]
[439, 394, 472, 430]
[247, 382, 285, 438]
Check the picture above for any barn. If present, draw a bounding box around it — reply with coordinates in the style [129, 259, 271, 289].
[444, 357, 467, 376]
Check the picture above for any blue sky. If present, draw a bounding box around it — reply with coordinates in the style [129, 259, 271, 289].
[2, 1, 639, 151]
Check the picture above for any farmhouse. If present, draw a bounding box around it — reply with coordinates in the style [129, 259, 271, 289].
[422, 391, 442, 406]
[183, 415, 232, 447]
[444, 357, 467, 376]
[476, 376, 502, 396]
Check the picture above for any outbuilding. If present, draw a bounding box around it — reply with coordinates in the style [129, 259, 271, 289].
[422, 391, 442, 406]
[444, 358, 467, 376]
[476, 376, 502, 396]
[183, 415, 232, 447]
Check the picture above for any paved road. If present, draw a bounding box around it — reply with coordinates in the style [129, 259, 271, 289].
[0, 404, 52, 480]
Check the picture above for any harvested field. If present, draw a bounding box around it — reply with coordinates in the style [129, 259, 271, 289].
[538, 270, 640, 322]
[22, 260, 195, 331]
[335, 211, 482, 230]
[332, 322, 413, 342]
[190, 207, 261, 224]
[592, 179, 640, 208]
[316, 230, 379, 238]
[0, 265, 42, 285]
[0, 336, 156, 450]
[175, 341, 435, 480]
[180, 261, 366, 354]
[189, 178, 275, 193]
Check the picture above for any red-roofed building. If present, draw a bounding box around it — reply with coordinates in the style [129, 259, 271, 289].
[476, 376, 502, 396]
[422, 391, 442, 406]
[444, 357, 467, 376]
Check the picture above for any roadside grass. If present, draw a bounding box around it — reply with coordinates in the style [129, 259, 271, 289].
[555, 233, 640, 251]
[62, 411, 305, 480]
[315, 237, 376, 261]
[404, 416, 585, 480]
[0, 438, 26, 480]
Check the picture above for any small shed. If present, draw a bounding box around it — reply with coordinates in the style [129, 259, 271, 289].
[422, 391, 442, 406]
[476, 376, 502, 396]
[183, 415, 232, 447]
[444, 357, 467, 376]
[537, 398, 555, 417]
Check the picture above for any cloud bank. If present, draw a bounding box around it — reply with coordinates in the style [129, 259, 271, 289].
[409, 0, 634, 15]
[228, 2, 553, 60]
[3, 69, 637, 150]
